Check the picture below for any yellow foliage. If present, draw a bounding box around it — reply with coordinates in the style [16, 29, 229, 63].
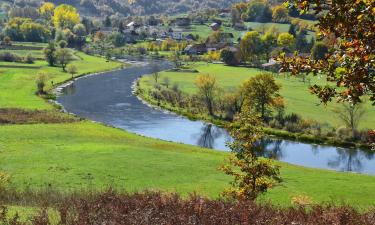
[53, 4, 80, 29]
[0, 171, 10, 190]
[291, 194, 313, 206]
[39, 2, 55, 18]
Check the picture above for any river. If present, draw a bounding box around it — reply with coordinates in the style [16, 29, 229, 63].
[56, 58, 375, 175]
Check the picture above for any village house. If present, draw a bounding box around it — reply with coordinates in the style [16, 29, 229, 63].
[184, 43, 207, 55]
[210, 23, 221, 31]
[126, 21, 141, 31]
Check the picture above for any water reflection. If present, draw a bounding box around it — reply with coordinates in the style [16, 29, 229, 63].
[251, 138, 375, 174]
[328, 148, 374, 173]
[196, 124, 223, 149]
[62, 83, 76, 96]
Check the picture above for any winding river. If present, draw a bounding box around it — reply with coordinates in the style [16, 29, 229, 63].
[56, 58, 375, 175]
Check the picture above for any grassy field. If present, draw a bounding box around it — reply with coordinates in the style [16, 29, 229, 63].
[0, 52, 121, 109]
[1, 46, 375, 210]
[2, 122, 375, 208]
[139, 63, 375, 129]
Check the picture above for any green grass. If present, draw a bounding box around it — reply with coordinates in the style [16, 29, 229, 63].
[139, 63, 375, 129]
[0, 52, 121, 110]
[1, 122, 375, 208]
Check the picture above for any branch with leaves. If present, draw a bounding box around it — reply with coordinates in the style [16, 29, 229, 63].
[279, 0, 374, 105]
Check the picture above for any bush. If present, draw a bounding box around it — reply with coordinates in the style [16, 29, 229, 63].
[3, 191, 375, 224]
[0, 52, 21, 62]
[24, 53, 34, 64]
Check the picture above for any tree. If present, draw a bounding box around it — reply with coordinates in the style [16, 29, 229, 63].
[43, 42, 57, 66]
[67, 64, 78, 78]
[220, 48, 240, 66]
[311, 42, 328, 60]
[73, 23, 86, 37]
[3, 36, 11, 46]
[152, 72, 160, 83]
[220, 110, 281, 201]
[281, 0, 375, 105]
[333, 102, 366, 139]
[53, 4, 80, 29]
[277, 32, 295, 49]
[261, 32, 277, 59]
[35, 71, 49, 94]
[58, 40, 68, 48]
[245, 0, 272, 22]
[241, 73, 281, 120]
[295, 29, 309, 53]
[163, 77, 170, 88]
[272, 5, 289, 23]
[20, 22, 51, 42]
[240, 31, 262, 65]
[195, 74, 217, 116]
[230, 7, 241, 27]
[108, 32, 125, 47]
[39, 2, 55, 20]
[56, 48, 73, 71]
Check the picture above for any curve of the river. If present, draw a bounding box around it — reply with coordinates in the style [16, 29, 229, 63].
[56, 58, 375, 175]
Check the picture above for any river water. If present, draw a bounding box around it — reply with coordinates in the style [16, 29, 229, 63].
[56, 59, 375, 175]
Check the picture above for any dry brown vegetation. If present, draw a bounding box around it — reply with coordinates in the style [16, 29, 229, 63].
[0, 108, 79, 124]
[2, 191, 375, 225]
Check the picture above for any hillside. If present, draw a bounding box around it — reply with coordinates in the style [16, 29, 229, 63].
[9, 0, 243, 16]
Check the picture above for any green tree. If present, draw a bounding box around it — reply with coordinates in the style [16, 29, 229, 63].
[240, 31, 262, 65]
[245, 0, 272, 22]
[311, 42, 328, 60]
[67, 64, 78, 78]
[43, 42, 57, 66]
[220, 110, 281, 201]
[58, 40, 68, 48]
[333, 102, 366, 139]
[73, 23, 86, 37]
[277, 32, 295, 49]
[241, 73, 281, 120]
[220, 48, 240, 66]
[261, 32, 277, 59]
[35, 71, 49, 94]
[56, 48, 73, 71]
[195, 74, 218, 116]
[272, 5, 289, 23]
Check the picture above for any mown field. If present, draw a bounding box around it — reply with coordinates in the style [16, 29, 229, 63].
[2, 122, 375, 209]
[0, 52, 120, 109]
[139, 63, 375, 129]
[1, 47, 375, 211]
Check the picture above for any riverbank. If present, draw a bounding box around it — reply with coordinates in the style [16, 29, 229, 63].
[136, 62, 373, 150]
[1, 53, 375, 210]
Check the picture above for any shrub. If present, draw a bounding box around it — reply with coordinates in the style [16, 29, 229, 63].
[3, 191, 374, 224]
[35, 71, 49, 95]
[24, 53, 35, 64]
[0, 52, 21, 62]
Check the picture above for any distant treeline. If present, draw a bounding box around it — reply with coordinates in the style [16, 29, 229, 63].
[6, 0, 244, 16]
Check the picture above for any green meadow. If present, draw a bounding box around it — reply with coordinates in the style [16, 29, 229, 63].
[2, 122, 375, 208]
[139, 63, 375, 129]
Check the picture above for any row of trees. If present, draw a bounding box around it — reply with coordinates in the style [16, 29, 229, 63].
[218, 29, 323, 67]
[231, 0, 290, 25]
